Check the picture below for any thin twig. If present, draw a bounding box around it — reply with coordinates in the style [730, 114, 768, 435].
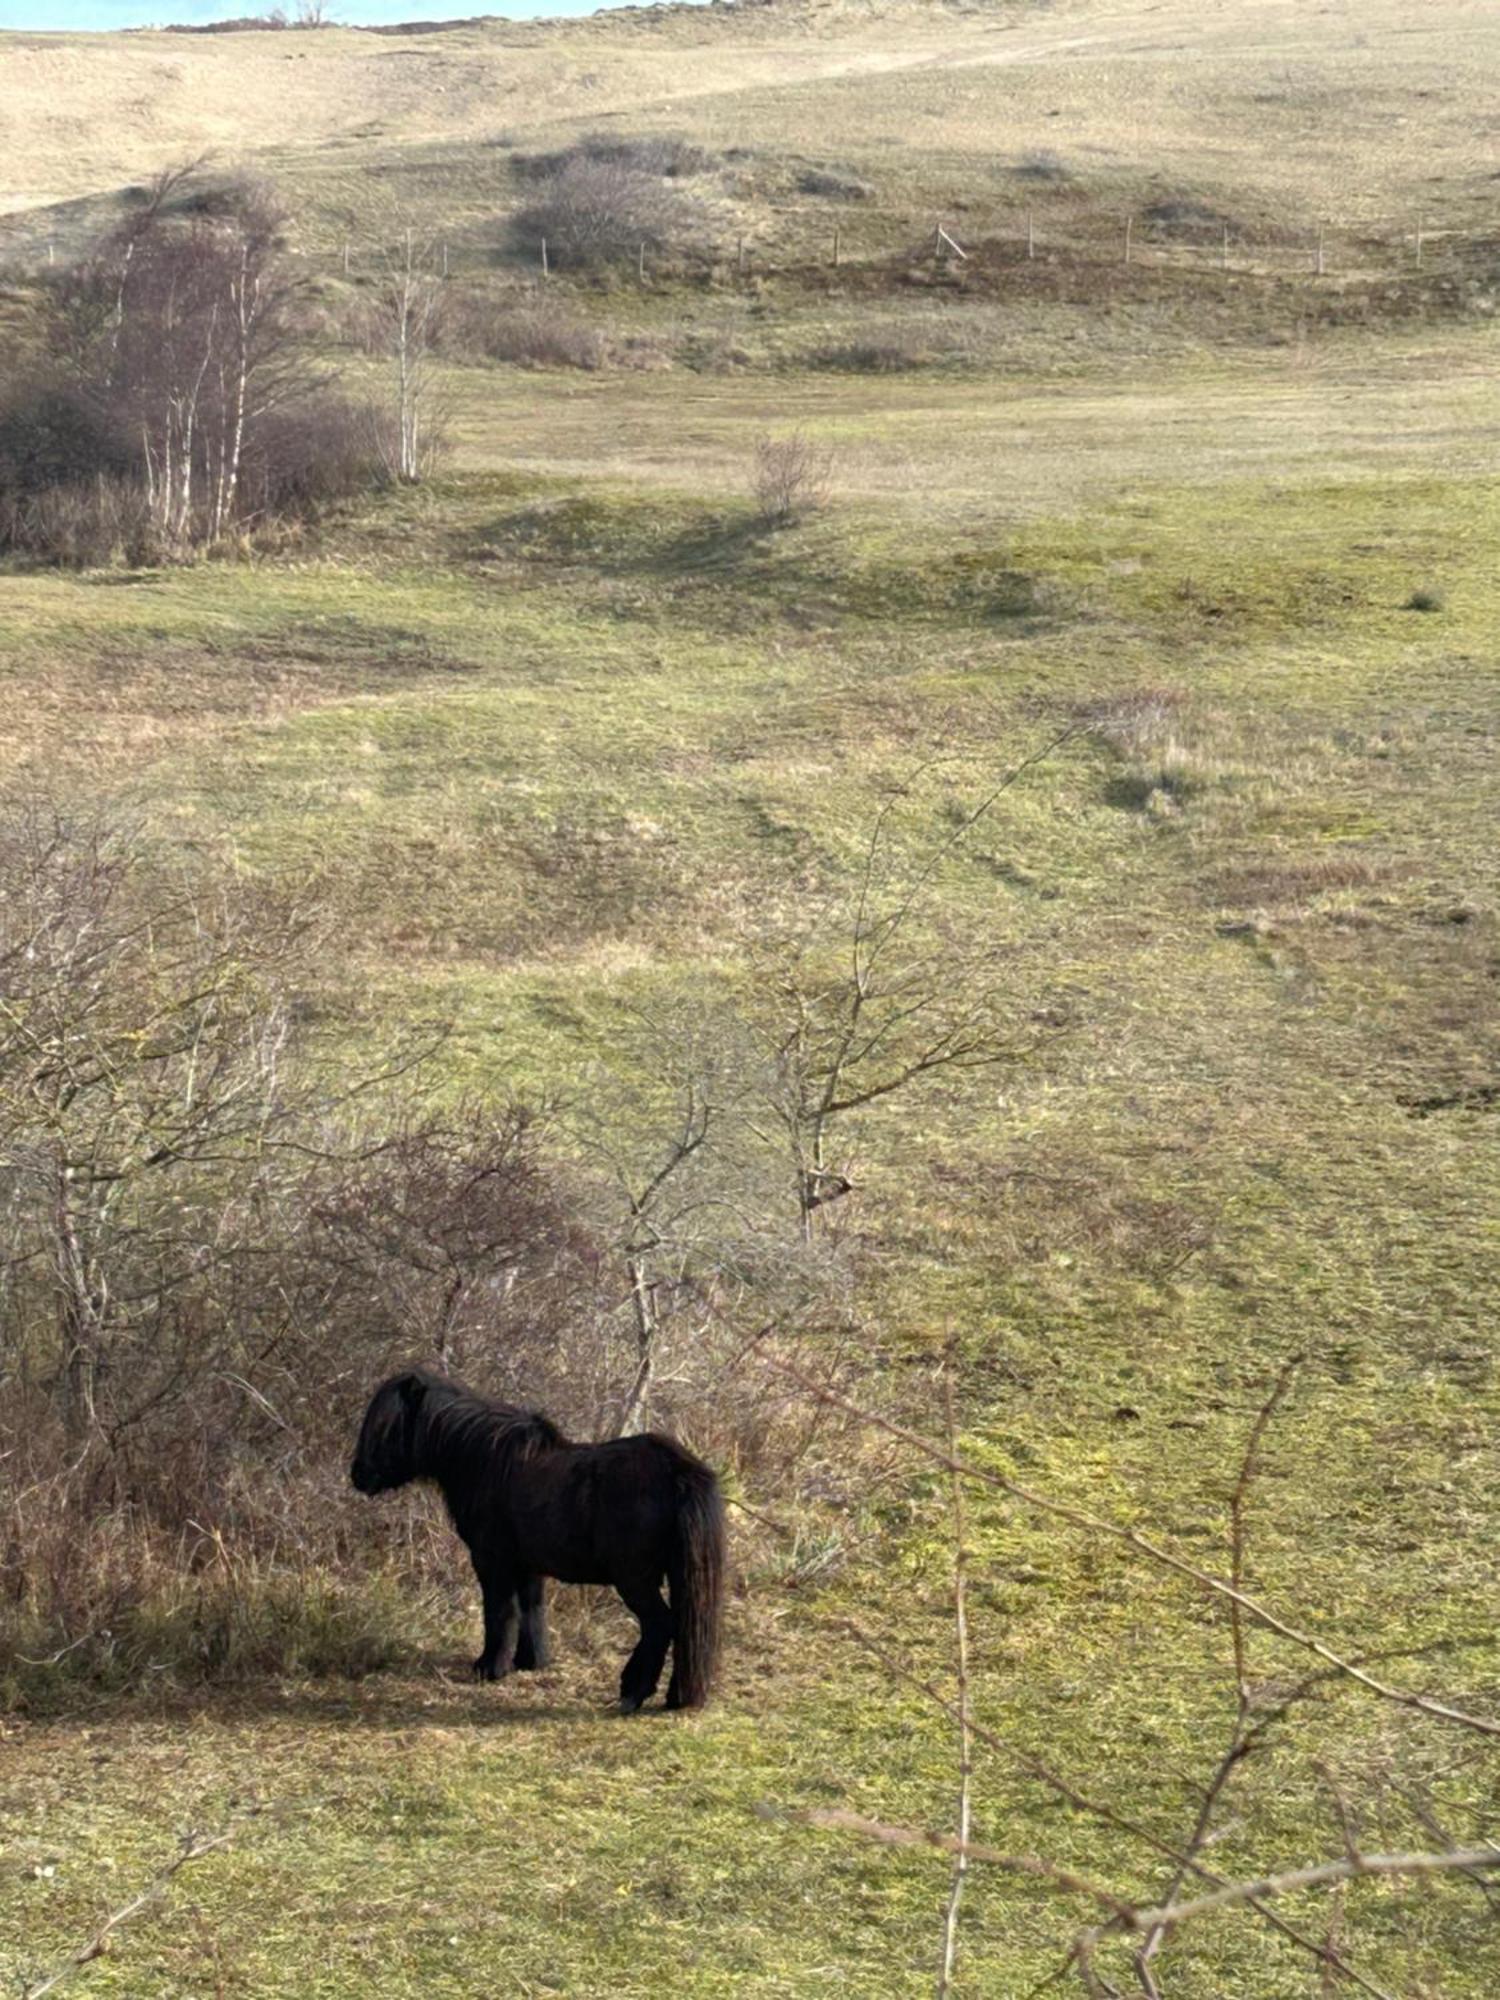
[1121, 1845, 1500, 1933]
[759, 1804, 1136, 1918]
[1136, 1357, 1303, 1987]
[937, 1341, 973, 1999]
[762, 1350, 1500, 1739]
[840, 1618, 1395, 2000]
[21, 1815, 254, 2000]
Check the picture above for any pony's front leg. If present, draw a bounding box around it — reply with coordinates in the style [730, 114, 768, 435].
[513, 1574, 552, 1671]
[473, 1568, 520, 1682]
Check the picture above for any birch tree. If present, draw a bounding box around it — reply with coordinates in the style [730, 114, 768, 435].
[365, 228, 446, 484]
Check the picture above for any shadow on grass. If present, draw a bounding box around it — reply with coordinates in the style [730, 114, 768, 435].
[461, 497, 774, 584]
[12, 1659, 641, 1734]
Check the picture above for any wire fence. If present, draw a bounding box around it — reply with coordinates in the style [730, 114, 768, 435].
[2, 205, 1491, 291]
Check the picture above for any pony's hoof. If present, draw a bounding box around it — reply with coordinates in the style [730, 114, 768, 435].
[472, 1657, 507, 1683]
[618, 1695, 644, 1716]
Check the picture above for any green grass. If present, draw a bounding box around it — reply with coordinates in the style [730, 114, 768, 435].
[2, 312, 1499, 1995]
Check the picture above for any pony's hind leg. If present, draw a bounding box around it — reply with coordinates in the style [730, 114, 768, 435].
[473, 1568, 520, 1682]
[513, 1574, 551, 1671]
[616, 1580, 673, 1714]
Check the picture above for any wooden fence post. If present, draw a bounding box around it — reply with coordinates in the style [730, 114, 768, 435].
[541, 235, 549, 279]
[1221, 223, 1229, 271]
[1027, 209, 1035, 260]
[638, 240, 646, 282]
[1415, 218, 1424, 269]
[1124, 214, 1133, 266]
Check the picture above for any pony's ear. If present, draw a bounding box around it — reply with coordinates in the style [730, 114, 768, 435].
[399, 1372, 426, 1412]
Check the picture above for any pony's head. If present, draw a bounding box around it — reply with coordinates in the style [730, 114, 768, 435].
[350, 1369, 431, 1495]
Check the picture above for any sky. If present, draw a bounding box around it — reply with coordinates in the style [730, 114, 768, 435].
[0, 0, 654, 26]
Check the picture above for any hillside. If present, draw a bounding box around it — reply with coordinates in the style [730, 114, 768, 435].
[3, 0, 1499, 234]
[2, 3, 1498, 1998]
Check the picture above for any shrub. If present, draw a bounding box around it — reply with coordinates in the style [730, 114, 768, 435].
[752, 430, 835, 523]
[519, 133, 713, 182]
[1014, 149, 1071, 182]
[510, 156, 711, 272]
[0, 173, 387, 562]
[1404, 586, 1446, 612]
[476, 302, 604, 370]
[811, 335, 932, 373]
[796, 167, 873, 202]
[0, 474, 159, 568]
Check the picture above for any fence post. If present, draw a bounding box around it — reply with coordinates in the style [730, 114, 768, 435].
[1221, 223, 1229, 271]
[442, 240, 449, 279]
[638, 239, 646, 282]
[1415, 218, 1424, 269]
[1124, 214, 1133, 266]
[541, 235, 549, 280]
[1027, 209, 1035, 260]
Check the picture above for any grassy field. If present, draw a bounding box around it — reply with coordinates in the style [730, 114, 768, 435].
[3, 2, 1500, 1995]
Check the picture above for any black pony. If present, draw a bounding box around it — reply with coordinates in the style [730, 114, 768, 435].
[350, 1368, 725, 1712]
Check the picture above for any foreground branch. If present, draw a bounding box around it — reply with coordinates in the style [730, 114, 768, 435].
[1118, 1844, 1500, 1935]
[760, 1805, 1136, 1919]
[762, 1351, 1500, 1739]
[22, 1816, 254, 1999]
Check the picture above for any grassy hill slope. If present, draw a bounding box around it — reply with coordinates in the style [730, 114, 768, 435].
[1, 3, 1498, 1997]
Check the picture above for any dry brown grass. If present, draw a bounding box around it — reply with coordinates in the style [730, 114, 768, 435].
[2, 0, 1497, 248]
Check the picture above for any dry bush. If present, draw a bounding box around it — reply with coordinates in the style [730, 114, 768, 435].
[1077, 685, 1189, 759]
[811, 333, 933, 373]
[520, 133, 714, 183]
[166, 1, 333, 26]
[0, 796, 879, 1696]
[0, 476, 159, 568]
[796, 166, 873, 202]
[509, 155, 712, 272]
[473, 303, 608, 371]
[1013, 148, 1072, 182]
[751, 430, 835, 523]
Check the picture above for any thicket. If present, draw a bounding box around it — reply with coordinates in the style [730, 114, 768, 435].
[509, 140, 716, 273]
[0, 168, 382, 565]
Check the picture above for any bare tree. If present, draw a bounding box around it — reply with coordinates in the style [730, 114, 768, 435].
[559, 1021, 750, 1436]
[0, 801, 301, 1443]
[362, 228, 447, 484]
[49, 169, 322, 550]
[743, 737, 1076, 1241]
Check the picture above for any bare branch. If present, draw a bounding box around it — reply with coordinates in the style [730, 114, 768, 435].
[762, 1350, 1500, 1739]
[937, 1341, 973, 1999]
[758, 1804, 1137, 1920]
[21, 1814, 255, 2000]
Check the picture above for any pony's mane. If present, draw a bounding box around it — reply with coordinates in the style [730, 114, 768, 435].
[412, 1369, 567, 1467]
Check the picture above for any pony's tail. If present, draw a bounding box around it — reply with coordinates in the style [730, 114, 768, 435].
[667, 1453, 726, 1709]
